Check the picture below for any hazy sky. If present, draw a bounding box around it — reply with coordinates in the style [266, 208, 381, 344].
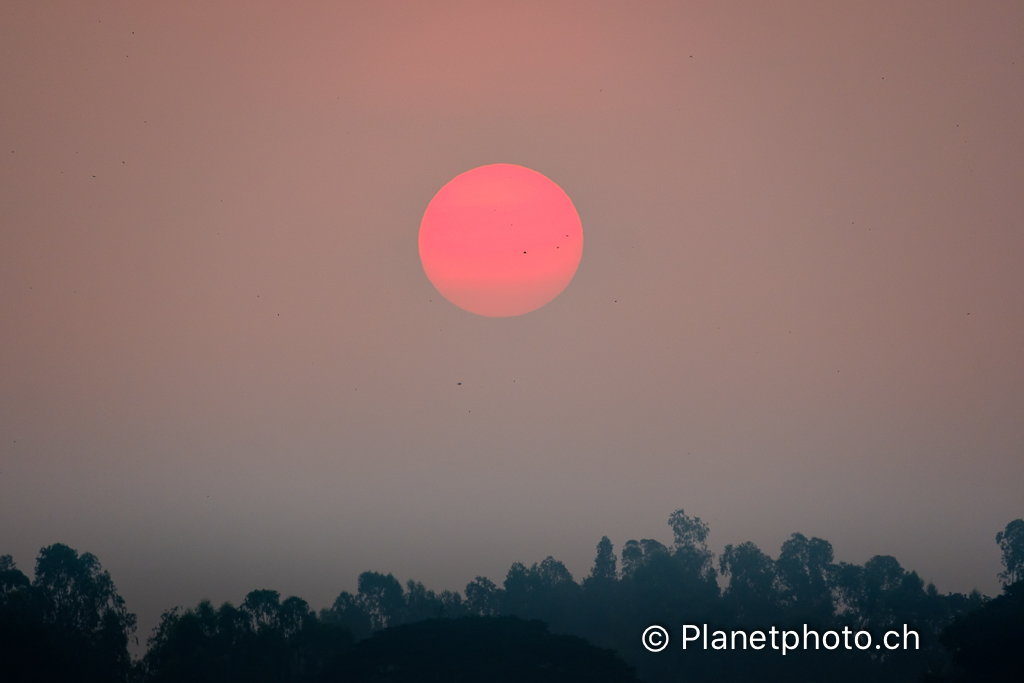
[2, 1, 1022, 644]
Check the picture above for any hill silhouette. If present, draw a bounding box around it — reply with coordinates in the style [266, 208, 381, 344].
[336, 616, 638, 683]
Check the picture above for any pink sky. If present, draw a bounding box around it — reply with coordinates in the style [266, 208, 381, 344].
[1, 1, 1022, 645]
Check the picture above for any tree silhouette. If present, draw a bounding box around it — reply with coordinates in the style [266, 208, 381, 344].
[501, 557, 581, 630]
[719, 541, 779, 623]
[620, 539, 643, 578]
[320, 590, 372, 640]
[140, 591, 351, 683]
[939, 580, 1024, 682]
[405, 580, 453, 622]
[464, 576, 503, 615]
[0, 555, 39, 682]
[620, 538, 669, 578]
[357, 571, 407, 630]
[775, 533, 835, 621]
[590, 536, 618, 582]
[996, 519, 1024, 586]
[668, 508, 710, 550]
[0, 544, 135, 683]
[5, 513, 1017, 683]
[0, 555, 30, 597]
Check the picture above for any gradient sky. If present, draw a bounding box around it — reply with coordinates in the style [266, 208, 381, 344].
[2, 1, 1022, 645]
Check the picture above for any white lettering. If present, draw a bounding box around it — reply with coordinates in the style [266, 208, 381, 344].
[803, 624, 819, 649]
[782, 630, 800, 655]
[682, 624, 701, 649]
[904, 624, 919, 650]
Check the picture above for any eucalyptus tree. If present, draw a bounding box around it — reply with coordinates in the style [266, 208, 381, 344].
[996, 518, 1024, 586]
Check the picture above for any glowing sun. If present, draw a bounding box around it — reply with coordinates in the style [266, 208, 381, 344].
[418, 164, 583, 317]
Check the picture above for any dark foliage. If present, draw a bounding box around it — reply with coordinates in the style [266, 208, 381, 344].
[3, 514, 1022, 682]
[0, 545, 136, 683]
[138, 591, 352, 683]
[337, 616, 639, 682]
[995, 519, 1024, 586]
[936, 579, 1024, 682]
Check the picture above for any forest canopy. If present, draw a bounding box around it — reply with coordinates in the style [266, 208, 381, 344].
[1, 513, 1021, 682]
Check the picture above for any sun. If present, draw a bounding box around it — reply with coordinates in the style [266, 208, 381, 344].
[418, 164, 584, 317]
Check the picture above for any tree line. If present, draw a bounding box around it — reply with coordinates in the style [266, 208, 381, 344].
[1, 512, 1021, 682]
